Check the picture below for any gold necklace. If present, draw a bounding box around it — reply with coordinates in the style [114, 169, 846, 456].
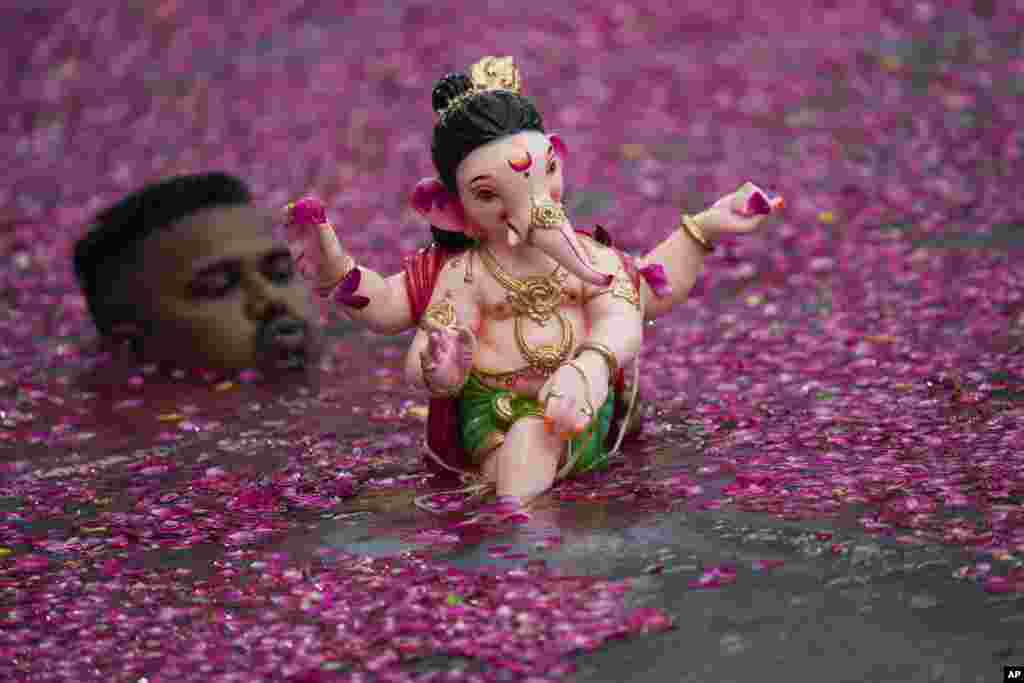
[476, 246, 575, 379]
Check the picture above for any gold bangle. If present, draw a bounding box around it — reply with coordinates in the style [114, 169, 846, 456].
[582, 272, 641, 310]
[563, 360, 595, 418]
[313, 253, 358, 298]
[680, 213, 714, 253]
[574, 342, 618, 382]
[338, 249, 356, 277]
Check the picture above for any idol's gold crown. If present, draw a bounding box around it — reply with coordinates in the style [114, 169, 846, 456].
[438, 56, 522, 123]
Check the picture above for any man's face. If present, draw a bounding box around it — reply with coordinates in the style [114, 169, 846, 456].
[128, 204, 320, 374]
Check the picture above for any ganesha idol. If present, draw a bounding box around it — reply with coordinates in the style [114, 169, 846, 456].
[285, 56, 783, 503]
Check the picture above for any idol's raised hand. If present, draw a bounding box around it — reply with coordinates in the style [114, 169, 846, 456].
[282, 197, 353, 296]
[697, 182, 785, 239]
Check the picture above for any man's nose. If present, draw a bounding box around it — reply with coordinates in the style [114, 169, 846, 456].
[244, 276, 288, 321]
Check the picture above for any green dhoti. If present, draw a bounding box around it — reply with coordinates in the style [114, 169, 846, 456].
[458, 372, 616, 476]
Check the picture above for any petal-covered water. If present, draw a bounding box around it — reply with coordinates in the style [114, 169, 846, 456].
[3, 1, 1024, 680]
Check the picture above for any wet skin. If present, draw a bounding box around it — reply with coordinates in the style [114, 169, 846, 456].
[122, 204, 321, 374]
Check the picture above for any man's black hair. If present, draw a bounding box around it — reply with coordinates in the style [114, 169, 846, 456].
[73, 172, 252, 336]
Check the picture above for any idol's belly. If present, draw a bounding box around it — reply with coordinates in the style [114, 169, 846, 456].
[473, 305, 590, 397]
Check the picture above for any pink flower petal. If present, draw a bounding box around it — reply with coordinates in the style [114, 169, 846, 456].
[639, 263, 672, 298]
[337, 266, 361, 294]
[285, 196, 327, 227]
[982, 576, 1024, 594]
[411, 178, 450, 213]
[689, 564, 738, 589]
[549, 133, 569, 161]
[751, 559, 785, 572]
[746, 191, 772, 216]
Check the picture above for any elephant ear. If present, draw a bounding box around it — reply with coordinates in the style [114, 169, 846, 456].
[548, 133, 568, 161]
[410, 178, 468, 234]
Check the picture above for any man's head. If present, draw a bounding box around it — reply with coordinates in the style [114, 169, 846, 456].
[74, 172, 319, 374]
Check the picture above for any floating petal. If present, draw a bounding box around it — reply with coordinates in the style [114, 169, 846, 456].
[639, 263, 672, 298]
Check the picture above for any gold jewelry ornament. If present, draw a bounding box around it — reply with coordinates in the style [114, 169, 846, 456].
[475, 429, 506, 458]
[583, 270, 640, 310]
[612, 274, 641, 309]
[563, 360, 595, 420]
[439, 56, 522, 123]
[419, 299, 457, 332]
[468, 56, 521, 94]
[529, 200, 568, 231]
[477, 246, 575, 378]
[492, 393, 544, 429]
[680, 213, 714, 253]
[472, 365, 547, 387]
[574, 341, 619, 381]
[543, 389, 565, 405]
[478, 248, 566, 325]
[438, 91, 477, 124]
[419, 299, 467, 395]
[494, 394, 517, 424]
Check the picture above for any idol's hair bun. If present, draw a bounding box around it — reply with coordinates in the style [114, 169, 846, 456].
[431, 73, 474, 114]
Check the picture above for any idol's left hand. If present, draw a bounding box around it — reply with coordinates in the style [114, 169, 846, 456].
[540, 362, 609, 441]
[698, 182, 785, 240]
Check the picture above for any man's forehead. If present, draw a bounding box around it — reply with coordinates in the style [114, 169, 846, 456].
[174, 204, 275, 240]
[141, 204, 278, 268]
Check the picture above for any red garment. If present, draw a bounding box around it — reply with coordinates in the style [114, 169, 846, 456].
[401, 244, 472, 477]
[402, 232, 642, 477]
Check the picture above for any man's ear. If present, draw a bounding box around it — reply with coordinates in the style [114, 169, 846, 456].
[106, 320, 146, 355]
[548, 133, 568, 161]
[410, 178, 468, 234]
[109, 322, 143, 338]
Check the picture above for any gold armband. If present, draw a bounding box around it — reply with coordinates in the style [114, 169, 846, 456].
[419, 300, 457, 332]
[574, 342, 619, 382]
[680, 213, 714, 253]
[313, 252, 357, 298]
[582, 271, 640, 310]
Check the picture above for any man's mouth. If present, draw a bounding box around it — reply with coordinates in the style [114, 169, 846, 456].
[257, 317, 310, 370]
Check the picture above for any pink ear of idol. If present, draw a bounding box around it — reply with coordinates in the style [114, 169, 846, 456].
[411, 178, 450, 214]
[549, 133, 568, 161]
[410, 178, 468, 234]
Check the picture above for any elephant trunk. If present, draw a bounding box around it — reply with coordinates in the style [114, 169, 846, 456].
[524, 200, 614, 287]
